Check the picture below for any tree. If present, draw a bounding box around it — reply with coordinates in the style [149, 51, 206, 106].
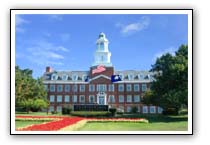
[15, 66, 48, 113]
[144, 45, 188, 114]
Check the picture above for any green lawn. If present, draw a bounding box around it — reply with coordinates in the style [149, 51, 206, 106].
[79, 121, 187, 131]
[79, 114, 188, 131]
[16, 120, 49, 128]
[15, 111, 63, 116]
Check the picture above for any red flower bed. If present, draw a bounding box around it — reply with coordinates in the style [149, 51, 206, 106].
[16, 116, 84, 131]
[16, 116, 148, 131]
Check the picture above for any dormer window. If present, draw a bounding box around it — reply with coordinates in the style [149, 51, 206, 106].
[138, 74, 145, 80]
[72, 74, 78, 81]
[128, 74, 134, 80]
[119, 74, 124, 80]
[51, 74, 58, 80]
[62, 74, 68, 80]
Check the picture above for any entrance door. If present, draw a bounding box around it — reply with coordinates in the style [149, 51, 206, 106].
[99, 96, 105, 105]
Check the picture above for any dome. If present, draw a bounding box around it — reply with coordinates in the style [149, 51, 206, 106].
[96, 32, 108, 43]
[99, 32, 106, 38]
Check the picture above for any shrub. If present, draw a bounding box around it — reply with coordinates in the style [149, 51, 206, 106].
[51, 111, 58, 114]
[62, 107, 72, 115]
[131, 106, 138, 114]
[162, 108, 179, 115]
[71, 111, 111, 117]
[109, 108, 117, 116]
[116, 112, 124, 115]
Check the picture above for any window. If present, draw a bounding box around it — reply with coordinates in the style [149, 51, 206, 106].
[118, 84, 124, 92]
[119, 74, 124, 80]
[101, 55, 104, 61]
[80, 85, 85, 92]
[138, 106, 141, 112]
[99, 42, 104, 50]
[108, 84, 114, 92]
[134, 84, 139, 92]
[56, 106, 62, 112]
[142, 84, 147, 92]
[150, 106, 156, 113]
[57, 85, 63, 92]
[158, 107, 163, 114]
[50, 95, 55, 102]
[79, 95, 85, 103]
[44, 85, 48, 91]
[108, 95, 115, 103]
[62, 74, 68, 80]
[126, 95, 132, 103]
[138, 74, 144, 80]
[127, 106, 131, 112]
[64, 85, 70, 92]
[72, 84, 77, 92]
[89, 84, 95, 92]
[89, 95, 95, 103]
[57, 95, 62, 102]
[72, 74, 78, 81]
[119, 95, 124, 103]
[51, 74, 58, 80]
[72, 95, 77, 103]
[82, 75, 87, 81]
[126, 84, 132, 92]
[128, 74, 133, 80]
[50, 85, 55, 92]
[97, 84, 107, 91]
[143, 106, 148, 113]
[64, 95, 70, 102]
[49, 106, 54, 112]
[134, 95, 140, 102]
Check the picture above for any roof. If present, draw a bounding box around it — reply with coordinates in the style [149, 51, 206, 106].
[42, 70, 156, 83]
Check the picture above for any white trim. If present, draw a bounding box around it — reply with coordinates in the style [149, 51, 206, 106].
[90, 74, 111, 81]
[44, 80, 152, 84]
[43, 81, 89, 84]
[113, 80, 152, 83]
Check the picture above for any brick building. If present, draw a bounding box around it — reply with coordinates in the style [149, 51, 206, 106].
[42, 33, 163, 114]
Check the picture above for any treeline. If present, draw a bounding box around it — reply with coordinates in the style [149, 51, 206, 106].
[15, 66, 48, 113]
[144, 44, 188, 115]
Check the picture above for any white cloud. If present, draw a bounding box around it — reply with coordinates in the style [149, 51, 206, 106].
[60, 33, 70, 42]
[56, 46, 69, 52]
[25, 40, 69, 66]
[153, 47, 177, 62]
[116, 16, 150, 35]
[15, 15, 29, 33]
[48, 15, 63, 21]
[15, 15, 29, 26]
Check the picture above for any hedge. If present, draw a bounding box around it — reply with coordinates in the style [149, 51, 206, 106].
[70, 111, 111, 117]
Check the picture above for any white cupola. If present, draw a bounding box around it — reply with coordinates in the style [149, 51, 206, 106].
[92, 32, 112, 67]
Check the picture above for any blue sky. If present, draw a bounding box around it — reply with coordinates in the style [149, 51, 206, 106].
[15, 14, 188, 78]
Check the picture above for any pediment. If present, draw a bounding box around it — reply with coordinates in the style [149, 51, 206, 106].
[89, 74, 111, 82]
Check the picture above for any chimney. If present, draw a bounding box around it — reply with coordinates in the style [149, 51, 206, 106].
[46, 66, 53, 73]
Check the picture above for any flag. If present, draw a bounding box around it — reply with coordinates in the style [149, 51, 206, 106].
[92, 65, 106, 74]
[85, 76, 89, 82]
[111, 75, 122, 82]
